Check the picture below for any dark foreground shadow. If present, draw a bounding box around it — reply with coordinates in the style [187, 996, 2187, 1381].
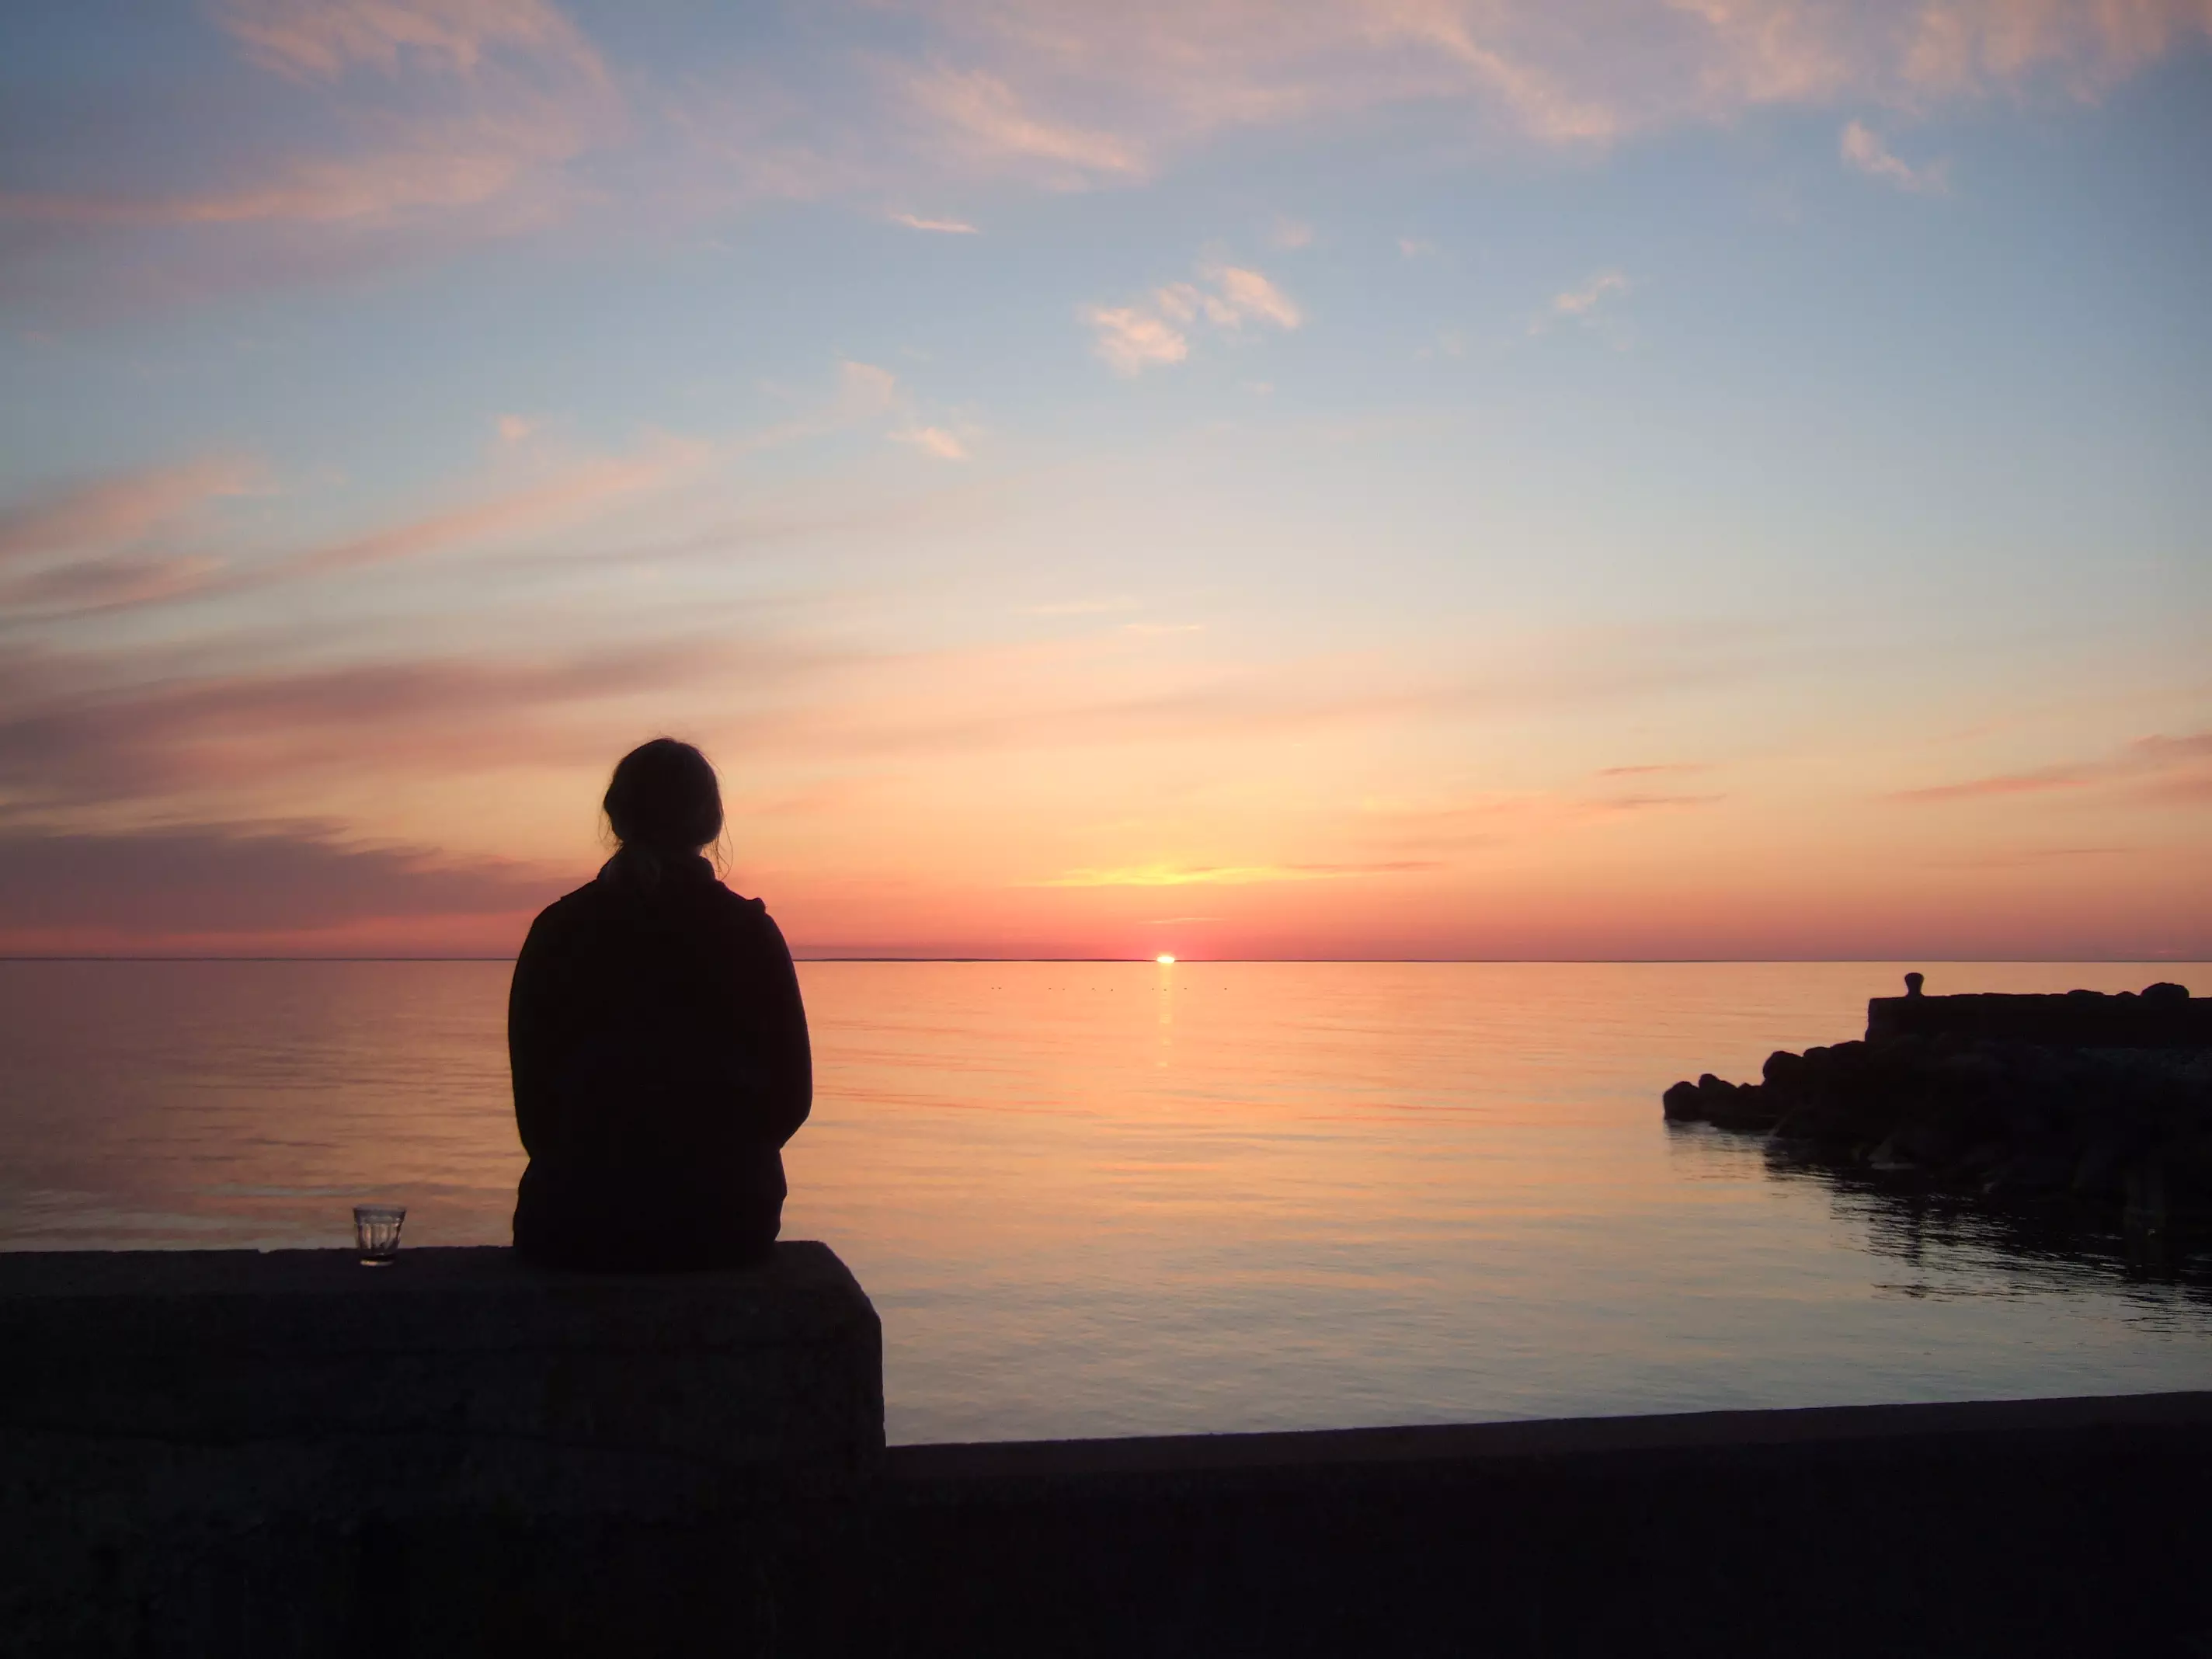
[8, 1246, 2211, 1657]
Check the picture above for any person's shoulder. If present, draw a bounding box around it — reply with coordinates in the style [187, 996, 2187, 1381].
[524, 878, 615, 938]
[710, 883, 773, 922]
[708, 884, 790, 941]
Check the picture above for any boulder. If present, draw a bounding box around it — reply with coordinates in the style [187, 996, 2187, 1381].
[1662, 1080, 1706, 1122]
[1660, 1003, 2212, 1223]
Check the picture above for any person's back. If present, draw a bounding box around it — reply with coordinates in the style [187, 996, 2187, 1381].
[509, 739, 811, 1270]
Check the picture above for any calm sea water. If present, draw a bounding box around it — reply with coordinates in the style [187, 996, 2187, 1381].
[2, 959, 2205, 1442]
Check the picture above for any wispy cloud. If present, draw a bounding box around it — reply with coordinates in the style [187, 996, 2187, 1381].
[1084, 259, 1301, 374]
[212, 0, 608, 84]
[1549, 270, 1629, 318]
[0, 152, 552, 231]
[0, 638, 746, 807]
[1270, 217, 1315, 249]
[1398, 235, 1436, 259]
[11, 0, 614, 239]
[1918, 845, 2129, 870]
[1034, 859, 1438, 887]
[892, 425, 971, 461]
[1887, 732, 2212, 804]
[1890, 764, 2095, 803]
[725, 621, 1767, 764]
[888, 210, 981, 233]
[1082, 305, 1190, 374]
[1211, 266, 1302, 329]
[903, 0, 2212, 166]
[281, 443, 707, 586]
[0, 356, 925, 621]
[1024, 596, 1140, 616]
[1344, 784, 1729, 857]
[901, 64, 1146, 186]
[1529, 269, 1632, 338]
[0, 458, 259, 564]
[0, 821, 554, 949]
[0, 458, 263, 617]
[1840, 120, 1946, 193]
[13, 0, 2207, 318]
[1, 0, 620, 313]
[832, 359, 900, 420]
[1598, 792, 1725, 811]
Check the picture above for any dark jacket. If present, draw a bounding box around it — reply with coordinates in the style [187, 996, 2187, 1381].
[508, 848, 812, 1269]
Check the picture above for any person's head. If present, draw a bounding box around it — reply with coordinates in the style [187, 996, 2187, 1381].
[603, 738, 723, 854]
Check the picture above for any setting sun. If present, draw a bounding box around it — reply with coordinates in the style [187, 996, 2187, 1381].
[1156, 955, 1177, 965]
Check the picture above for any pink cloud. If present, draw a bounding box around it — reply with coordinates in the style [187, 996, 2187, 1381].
[213, 0, 608, 85]
[0, 0, 621, 313]
[1084, 259, 1301, 374]
[1888, 731, 2212, 804]
[0, 458, 259, 563]
[1889, 765, 2095, 802]
[0, 151, 542, 231]
[892, 426, 972, 461]
[901, 0, 2212, 167]
[0, 434, 718, 624]
[900, 64, 1147, 185]
[1548, 270, 1629, 318]
[0, 555, 227, 614]
[0, 823, 556, 946]
[1082, 304, 1189, 374]
[1210, 266, 1302, 329]
[1345, 786, 1728, 858]
[1840, 120, 1946, 193]
[15, 0, 2205, 322]
[280, 440, 704, 583]
[0, 356, 924, 624]
[0, 638, 746, 805]
[888, 210, 981, 233]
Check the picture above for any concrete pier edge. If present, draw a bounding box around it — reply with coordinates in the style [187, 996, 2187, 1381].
[5, 1244, 2208, 1656]
[888, 1386, 2212, 1480]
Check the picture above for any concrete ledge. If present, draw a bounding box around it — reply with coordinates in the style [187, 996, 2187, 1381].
[0, 1243, 882, 1654]
[6, 1241, 2207, 1657]
[875, 1390, 2212, 1657]
[888, 1386, 2212, 1482]
[0, 1243, 883, 1511]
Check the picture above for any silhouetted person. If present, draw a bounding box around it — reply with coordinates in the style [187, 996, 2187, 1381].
[509, 739, 811, 1269]
[1904, 972, 1925, 998]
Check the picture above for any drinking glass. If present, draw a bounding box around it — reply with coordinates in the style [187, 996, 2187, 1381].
[353, 1203, 406, 1266]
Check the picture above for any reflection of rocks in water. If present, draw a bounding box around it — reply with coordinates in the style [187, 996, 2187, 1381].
[1664, 976, 2212, 1305]
[1762, 1141, 2212, 1309]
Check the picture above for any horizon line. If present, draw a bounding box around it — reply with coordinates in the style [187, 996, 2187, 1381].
[0, 955, 2203, 966]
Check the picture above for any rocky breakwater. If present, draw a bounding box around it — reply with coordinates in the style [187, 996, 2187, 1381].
[1663, 980, 2212, 1227]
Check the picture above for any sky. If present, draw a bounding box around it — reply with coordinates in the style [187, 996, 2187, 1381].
[0, 0, 2207, 961]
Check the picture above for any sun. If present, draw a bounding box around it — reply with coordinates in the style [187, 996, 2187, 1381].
[1155, 953, 1176, 965]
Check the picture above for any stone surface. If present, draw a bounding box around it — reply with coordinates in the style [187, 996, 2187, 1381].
[1866, 983, 2210, 1046]
[0, 1242, 882, 1507]
[2, 1239, 2208, 1654]
[871, 1392, 2212, 1657]
[1662, 983, 2212, 1226]
[0, 1243, 882, 1653]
